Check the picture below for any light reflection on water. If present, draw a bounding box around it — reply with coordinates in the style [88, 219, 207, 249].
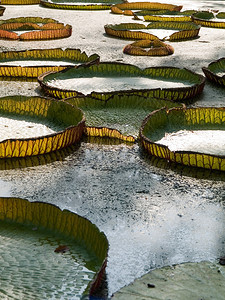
[0, 141, 225, 295]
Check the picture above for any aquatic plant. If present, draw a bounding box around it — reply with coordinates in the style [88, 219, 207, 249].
[202, 57, 225, 87]
[0, 96, 85, 158]
[0, 197, 108, 299]
[123, 39, 174, 56]
[38, 62, 205, 102]
[1, 0, 40, 3]
[140, 106, 225, 171]
[0, 17, 72, 40]
[111, 2, 182, 15]
[192, 11, 225, 28]
[66, 94, 182, 142]
[0, 48, 99, 78]
[40, 0, 123, 10]
[104, 21, 200, 41]
[113, 261, 225, 299]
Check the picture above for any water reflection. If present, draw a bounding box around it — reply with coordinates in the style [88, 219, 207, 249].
[0, 144, 80, 170]
[0, 141, 224, 295]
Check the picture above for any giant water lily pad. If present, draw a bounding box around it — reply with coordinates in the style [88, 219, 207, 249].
[112, 261, 225, 299]
[0, 197, 108, 299]
[38, 62, 205, 102]
[134, 9, 196, 17]
[140, 106, 225, 171]
[0, 17, 72, 40]
[110, 2, 182, 15]
[192, 11, 225, 28]
[143, 10, 196, 22]
[0, 48, 99, 78]
[123, 39, 174, 56]
[41, 0, 123, 10]
[104, 21, 200, 41]
[1, 0, 40, 3]
[0, 96, 85, 158]
[202, 57, 225, 87]
[66, 94, 183, 142]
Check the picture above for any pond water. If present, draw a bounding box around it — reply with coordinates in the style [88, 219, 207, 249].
[2, 0, 225, 298]
[1, 141, 225, 296]
[157, 130, 225, 155]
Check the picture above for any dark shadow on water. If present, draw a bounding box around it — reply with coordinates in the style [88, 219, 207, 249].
[0, 76, 37, 82]
[0, 143, 81, 170]
[83, 135, 135, 146]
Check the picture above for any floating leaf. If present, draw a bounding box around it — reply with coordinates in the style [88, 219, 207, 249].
[104, 23, 159, 40]
[216, 12, 225, 19]
[40, 0, 122, 10]
[140, 106, 225, 171]
[0, 197, 108, 299]
[1, 0, 39, 3]
[113, 261, 225, 299]
[0, 48, 99, 78]
[38, 62, 205, 103]
[192, 11, 225, 28]
[123, 39, 174, 56]
[66, 94, 182, 142]
[0, 96, 85, 158]
[0, 17, 72, 40]
[146, 21, 200, 41]
[111, 2, 182, 15]
[105, 21, 200, 41]
[140, 9, 196, 22]
[202, 57, 225, 87]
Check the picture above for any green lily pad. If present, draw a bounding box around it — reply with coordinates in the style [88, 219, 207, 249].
[192, 11, 225, 28]
[123, 39, 174, 56]
[0, 17, 72, 40]
[38, 62, 205, 103]
[111, 2, 182, 15]
[112, 261, 225, 299]
[40, 0, 123, 10]
[135, 9, 196, 17]
[202, 57, 225, 87]
[0, 95, 85, 158]
[216, 12, 225, 19]
[0, 197, 108, 299]
[66, 94, 182, 142]
[105, 21, 200, 41]
[1, 0, 40, 3]
[142, 10, 196, 22]
[140, 106, 225, 171]
[0, 48, 99, 78]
